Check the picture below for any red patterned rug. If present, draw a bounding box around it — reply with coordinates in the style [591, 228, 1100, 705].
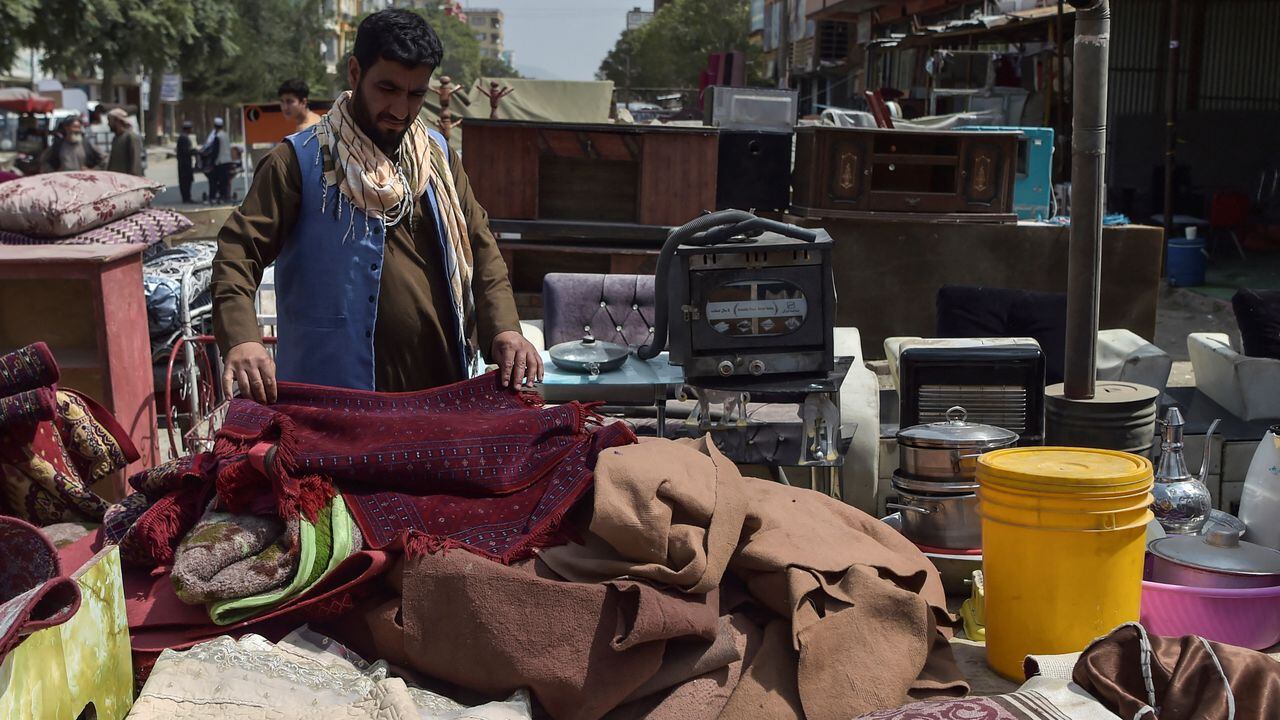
[213, 372, 635, 563]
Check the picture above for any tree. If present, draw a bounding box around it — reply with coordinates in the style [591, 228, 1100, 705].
[597, 0, 763, 89]
[23, 0, 202, 104]
[0, 0, 37, 73]
[354, 6, 481, 88]
[480, 55, 522, 79]
[183, 0, 328, 105]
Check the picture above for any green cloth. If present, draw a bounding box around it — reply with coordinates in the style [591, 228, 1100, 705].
[208, 495, 361, 625]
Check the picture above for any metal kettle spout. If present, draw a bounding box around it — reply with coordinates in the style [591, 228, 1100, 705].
[1199, 418, 1221, 485]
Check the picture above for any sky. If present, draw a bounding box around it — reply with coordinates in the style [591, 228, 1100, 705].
[459, 0, 652, 81]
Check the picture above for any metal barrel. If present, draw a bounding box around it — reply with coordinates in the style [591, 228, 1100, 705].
[1045, 381, 1160, 456]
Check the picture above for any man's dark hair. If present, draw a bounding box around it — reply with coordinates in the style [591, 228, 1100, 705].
[278, 78, 310, 100]
[352, 9, 444, 72]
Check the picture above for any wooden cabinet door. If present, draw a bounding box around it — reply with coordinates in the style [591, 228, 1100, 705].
[960, 139, 1010, 208]
[824, 134, 871, 209]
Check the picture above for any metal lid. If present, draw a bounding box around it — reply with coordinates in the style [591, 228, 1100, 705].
[896, 407, 1019, 448]
[1149, 528, 1280, 576]
[548, 334, 630, 365]
[1199, 510, 1247, 539]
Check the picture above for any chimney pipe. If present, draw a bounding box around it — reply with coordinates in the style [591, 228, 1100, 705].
[1062, 0, 1110, 400]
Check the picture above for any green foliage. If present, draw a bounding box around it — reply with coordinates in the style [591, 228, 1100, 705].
[480, 55, 521, 80]
[23, 0, 201, 85]
[184, 0, 328, 104]
[597, 0, 764, 88]
[354, 7, 481, 88]
[0, 0, 37, 72]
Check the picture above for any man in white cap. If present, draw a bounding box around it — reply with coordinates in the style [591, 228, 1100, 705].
[105, 108, 143, 176]
[202, 117, 234, 203]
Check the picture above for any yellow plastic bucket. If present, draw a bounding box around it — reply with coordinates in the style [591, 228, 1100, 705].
[976, 447, 1153, 680]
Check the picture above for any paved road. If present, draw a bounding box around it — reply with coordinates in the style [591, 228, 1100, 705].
[145, 150, 245, 209]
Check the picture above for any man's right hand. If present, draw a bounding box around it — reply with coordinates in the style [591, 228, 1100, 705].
[222, 342, 277, 404]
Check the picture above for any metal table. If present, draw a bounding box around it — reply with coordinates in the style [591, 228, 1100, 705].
[537, 351, 685, 436]
[537, 352, 854, 499]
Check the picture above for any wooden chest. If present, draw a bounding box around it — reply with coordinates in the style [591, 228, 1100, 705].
[461, 119, 719, 229]
[0, 244, 157, 496]
[791, 126, 1019, 223]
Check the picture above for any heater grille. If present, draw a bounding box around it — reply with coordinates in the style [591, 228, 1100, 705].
[917, 384, 1030, 435]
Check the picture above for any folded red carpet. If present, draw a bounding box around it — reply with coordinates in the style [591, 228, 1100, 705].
[213, 372, 636, 563]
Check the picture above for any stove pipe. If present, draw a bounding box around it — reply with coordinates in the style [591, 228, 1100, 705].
[1062, 0, 1111, 400]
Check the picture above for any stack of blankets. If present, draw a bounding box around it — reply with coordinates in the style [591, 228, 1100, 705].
[89, 372, 972, 719]
[0, 342, 138, 526]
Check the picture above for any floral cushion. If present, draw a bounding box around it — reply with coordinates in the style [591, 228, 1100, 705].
[0, 171, 163, 238]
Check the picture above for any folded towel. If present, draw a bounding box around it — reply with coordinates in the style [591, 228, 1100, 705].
[171, 508, 298, 605]
[208, 495, 362, 626]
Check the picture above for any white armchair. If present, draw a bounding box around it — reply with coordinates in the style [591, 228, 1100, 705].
[1096, 328, 1174, 396]
[1188, 333, 1280, 421]
[834, 327, 881, 513]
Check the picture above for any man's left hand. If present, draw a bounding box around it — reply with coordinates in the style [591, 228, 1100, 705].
[491, 330, 543, 389]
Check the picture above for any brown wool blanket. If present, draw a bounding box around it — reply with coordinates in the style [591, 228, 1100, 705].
[538, 436, 968, 719]
[344, 436, 966, 720]
[341, 552, 724, 720]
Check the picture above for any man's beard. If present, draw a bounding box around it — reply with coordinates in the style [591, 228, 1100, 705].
[351, 87, 409, 156]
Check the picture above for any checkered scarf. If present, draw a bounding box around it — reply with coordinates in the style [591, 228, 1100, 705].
[311, 91, 476, 369]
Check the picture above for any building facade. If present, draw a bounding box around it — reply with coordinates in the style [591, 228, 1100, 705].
[467, 8, 506, 60]
[627, 7, 655, 31]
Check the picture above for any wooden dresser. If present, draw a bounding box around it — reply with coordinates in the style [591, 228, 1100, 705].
[791, 126, 1019, 223]
[461, 119, 719, 230]
[0, 244, 157, 495]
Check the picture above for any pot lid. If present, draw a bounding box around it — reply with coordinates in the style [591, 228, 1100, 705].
[548, 333, 630, 365]
[1149, 528, 1280, 576]
[896, 407, 1019, 448]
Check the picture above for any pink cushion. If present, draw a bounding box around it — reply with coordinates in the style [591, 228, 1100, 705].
[0, 171, 163, 238]
[0, 208, 192, 247]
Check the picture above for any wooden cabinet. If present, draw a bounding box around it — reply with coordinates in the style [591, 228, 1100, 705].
[462, 119, 719, 230]
[0, 244, 158, 497]
[791, 126, 1019, 223]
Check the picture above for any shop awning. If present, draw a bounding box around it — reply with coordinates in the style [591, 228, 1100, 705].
[867, 4, 1077, 49]
[0, 88, 56, 114]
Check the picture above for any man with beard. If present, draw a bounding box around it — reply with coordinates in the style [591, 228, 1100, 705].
[40, 116, 102, 172]
[212, 9, 539, 401]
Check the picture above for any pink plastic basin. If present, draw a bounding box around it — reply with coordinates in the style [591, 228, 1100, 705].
[1141, 579, 1280, 650]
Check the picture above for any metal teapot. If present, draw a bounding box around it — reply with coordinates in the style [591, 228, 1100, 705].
[1152, 407, 1220, 534]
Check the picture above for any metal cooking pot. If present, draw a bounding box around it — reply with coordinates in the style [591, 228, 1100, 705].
[896, 406, 1019, 484]
[887, 478, 982, 551]
[1147, 528, 1280, 589]
[548, 333, 631, 376]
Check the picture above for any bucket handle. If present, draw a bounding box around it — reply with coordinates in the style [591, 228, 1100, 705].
[887, 502, 934, 515]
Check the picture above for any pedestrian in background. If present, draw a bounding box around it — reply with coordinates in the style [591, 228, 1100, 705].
[278, 79, 322, 134]
[40, 116, 102, 173]
[201, 117, 234, 203]
[86, 105, 113, 159]
[105, 108, 144, 176]
[176, 120, 197, 203]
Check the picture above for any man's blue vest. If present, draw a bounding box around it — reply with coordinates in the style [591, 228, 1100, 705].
[274, 126, 465, 390]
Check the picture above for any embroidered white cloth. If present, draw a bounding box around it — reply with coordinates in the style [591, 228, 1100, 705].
[125, 627, 532, 720]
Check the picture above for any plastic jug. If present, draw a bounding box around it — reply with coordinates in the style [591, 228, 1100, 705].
[1240, 425, 1280, 551]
